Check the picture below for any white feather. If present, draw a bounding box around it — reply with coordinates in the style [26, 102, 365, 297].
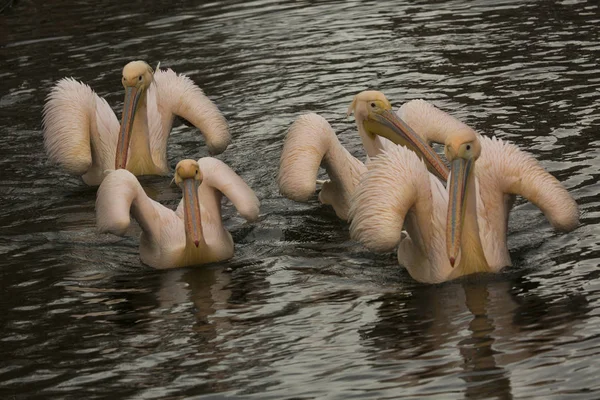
[42, 78, 119, 185]
[151, 68, 230, 160]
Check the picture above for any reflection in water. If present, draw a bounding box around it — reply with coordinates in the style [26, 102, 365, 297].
[157, 267, 233, 334]
[360, 273, 590, 398]
[460, 283, 514, 400]
[1, 0, 600, 398]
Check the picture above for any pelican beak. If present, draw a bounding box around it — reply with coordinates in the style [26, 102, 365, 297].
[182, 178, 202, 247]
[363, 110, 449, 181]
[446, 157, 473, 267]
[115, 85, 144, 170]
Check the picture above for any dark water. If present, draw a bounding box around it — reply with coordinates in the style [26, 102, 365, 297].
[1, 0, 600, 398]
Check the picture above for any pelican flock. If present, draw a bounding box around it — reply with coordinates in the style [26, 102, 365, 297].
[96, 158, 259, 269]
[349, 99, 579, 283]
[43, 61, 230, 185]
[41, 62, 578, 279]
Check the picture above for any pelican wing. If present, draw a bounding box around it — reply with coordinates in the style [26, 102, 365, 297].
[42, 78, 119, 175]
[96, 169, 164, 239]
[350, 146, 438, 253]
[197, 157, 260, 222]
[277, 113, 365, 204]
[477, 137, 579, 232]
[149, 68, 230, 167]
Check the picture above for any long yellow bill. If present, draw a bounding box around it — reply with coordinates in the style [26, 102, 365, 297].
[363, 110, 449, 181]
[115, 86, 142, 170]
[182, 178, 203, 248]
[446, 158, 473, 267]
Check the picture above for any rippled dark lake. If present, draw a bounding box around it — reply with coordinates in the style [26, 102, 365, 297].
[1, 0, 600, 398]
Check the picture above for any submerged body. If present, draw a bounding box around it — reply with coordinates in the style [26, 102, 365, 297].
[96, 158, 259, 269]
[277, 91, 448, 220]
[350, 100, 578, 283]
[43, 61, 230, 185]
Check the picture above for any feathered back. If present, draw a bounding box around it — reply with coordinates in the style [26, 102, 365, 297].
[151, 69, 230, 164]
[349, 146, 433, 252]
[277, 113, 335, 201]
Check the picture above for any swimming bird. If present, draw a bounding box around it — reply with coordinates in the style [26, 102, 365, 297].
[43, 61, 230, 186]
[96, 158, 259, 269]
[349, 99, 579, 283]
[277, 91, 448, 220]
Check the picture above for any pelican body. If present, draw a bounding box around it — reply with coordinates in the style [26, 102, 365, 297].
[43, 61, 230, 185]
[96, 158, 259, 269]
[350, 99, 579, 283]
[277, 91, 448, 220]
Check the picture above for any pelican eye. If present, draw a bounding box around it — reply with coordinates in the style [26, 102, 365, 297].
[370, 102, 376, 108]
[466, 144, 471, 151]
[195, 170, 198, 175]
[138, 75, 143, 81]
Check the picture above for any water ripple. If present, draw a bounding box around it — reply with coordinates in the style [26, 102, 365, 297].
[1, 0, 600, 398]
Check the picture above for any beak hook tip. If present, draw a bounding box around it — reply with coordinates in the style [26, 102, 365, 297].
[194, 240, 200, 248]
[449, 257, 455, 267]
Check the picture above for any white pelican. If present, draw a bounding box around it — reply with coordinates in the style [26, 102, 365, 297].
[277, 91, 448, 220]
[96, 158, 259, 269]
[349, 100, 579, 283]
[43, 61, 230, 186]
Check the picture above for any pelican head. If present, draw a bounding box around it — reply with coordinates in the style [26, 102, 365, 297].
[444, 130, 481, 267]
[347, 90, 392, 124]
[115, 61, 155, 170]
[175, 159, 203, 248]
[348, 91, 449, 181]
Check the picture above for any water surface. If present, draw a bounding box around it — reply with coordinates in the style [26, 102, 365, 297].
[1, 0, 600, 398]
